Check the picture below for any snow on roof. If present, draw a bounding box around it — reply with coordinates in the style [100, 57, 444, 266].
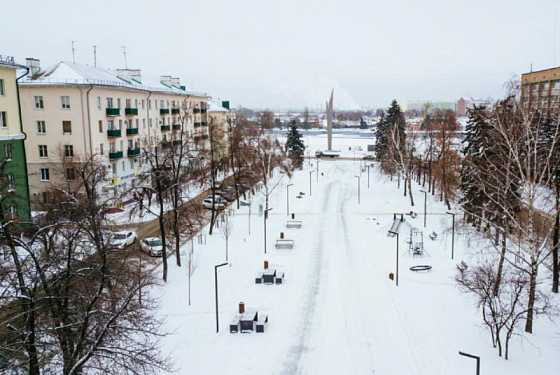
[21, 61, 208, 98]
[208, 101, 231, 112]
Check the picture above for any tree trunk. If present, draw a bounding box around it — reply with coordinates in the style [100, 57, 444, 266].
[494, 229, 507, 296]
[173, 206, 181, 267]
[524, 260, 538, 333]
[408, 177, 414, 206]
[552, 186, 559, 293]
[158, 200, 168, 283]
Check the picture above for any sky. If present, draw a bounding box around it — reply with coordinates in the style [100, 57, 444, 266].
[2, 0, 559, 110]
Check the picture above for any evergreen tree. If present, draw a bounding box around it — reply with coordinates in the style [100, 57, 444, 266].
[285, 120, 305, 169]
[375, 100, 406, 173]
[359, 117, 367, 129]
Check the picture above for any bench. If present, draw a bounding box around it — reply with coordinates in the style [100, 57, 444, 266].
[255, 314, 268, 333]
[275, 239, 295, 249]
[240, 310, 258, 333]
[429, 232, 437, 241]
[230, 316, 241, 333]
[255, 272, 264, 284]
[286, 220, 303, 229]
[275, 272, 284, 284]
[263, 269, 276, 284]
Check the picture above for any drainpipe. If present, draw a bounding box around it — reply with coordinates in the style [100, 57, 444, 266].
[15, 66, 32, 221]
[84, 85, 94, 155]
[146, 90, 153, 149]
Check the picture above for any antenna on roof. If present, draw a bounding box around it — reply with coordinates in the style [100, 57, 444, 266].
[121, 46, 128, 69]
[93, 45, 97, 67]
[71, 40, 76, 64]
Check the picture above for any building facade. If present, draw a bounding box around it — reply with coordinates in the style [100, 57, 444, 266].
[520, 66, 560, 111]
[19, 60, 209, 206]
[0, 55, 31, 222]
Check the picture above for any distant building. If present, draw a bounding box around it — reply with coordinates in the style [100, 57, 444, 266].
[457, 97, 493, 117]
[0, 55, 31, 222]
[403, 101, 457, 113]
[520, 66, 560, 111]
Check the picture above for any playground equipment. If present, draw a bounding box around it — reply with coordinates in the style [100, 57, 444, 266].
[408, 228, 425, 257]
[387, 214, 404, 238]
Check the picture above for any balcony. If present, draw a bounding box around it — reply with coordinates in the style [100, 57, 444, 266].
[127, 148, 140, 157]
[173, 140, 182, 146]
[160, 108, 169, 115]
[201, 121, 208, 126]
[194, 122, 201, 128]
[171, 108, 180, 114]
[172, 124, 181, 130]
[161, 125, 171, 131]
[162, 141, 172, 149]
[107, 129, 121, 137]
[193, 108, 201, 114]
[125, 107, 138, 115]
[194, 136, 201, 142]
[106, 108, 120, 116]
[109, 151, 123, 159]
[201, 108, 207, 114]
[202, 134, 209, 140]
[126, 128, 139, 135]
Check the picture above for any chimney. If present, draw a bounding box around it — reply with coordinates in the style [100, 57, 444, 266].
[26, 58, 40, 76]
[160, 75, 172, 86]
[222, 101, 230, 110]
[171, 77, 180, 87]
[129, 69, 142, 83]
[238, 302, 245, 314]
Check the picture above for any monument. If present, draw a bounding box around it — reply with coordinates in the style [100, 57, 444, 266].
[326, 89, 334, 150]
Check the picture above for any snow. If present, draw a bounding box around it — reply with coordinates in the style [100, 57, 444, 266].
[149, 135, 559, 374]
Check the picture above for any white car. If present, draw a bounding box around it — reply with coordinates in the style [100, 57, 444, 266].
[202, 196, 226, 210]
[110, 231, 137, 249]
[140, 237, 163, 257]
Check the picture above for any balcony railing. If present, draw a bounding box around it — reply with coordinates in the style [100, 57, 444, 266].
[202, 134, 209, 140]
[161, 125, 171, 131]
[106, 108, 120, 116]
[107, 129, 121, 137]
[194, 122, 201, 128]
[109, 151, 123, 159]
[125, 107, 138, 115]
[127, 148, 140, 156]
[201, 121, 208, 126]
[162, 142, 172, 149]
[173, 140, 182, 146]
[172, 124, 181, 130]
[171, 108, 180, 114]
[193, 108, 201, 114]
[160, 108, 169, 115]
[201, 108, 207, 114]
[126, 128, 139, 135]
[194, 136, 201, 142]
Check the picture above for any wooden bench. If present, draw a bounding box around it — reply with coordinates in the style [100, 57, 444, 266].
[255, 314, 268, 333]
[275, 239, 294, 249]
[286, 220, 303, 229]
[230, 316, 241, 333]
[275, 272, 285, 284]
[255, 272, 264, 284]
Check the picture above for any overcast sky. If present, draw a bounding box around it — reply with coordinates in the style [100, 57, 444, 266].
[2, 0, 559, 110]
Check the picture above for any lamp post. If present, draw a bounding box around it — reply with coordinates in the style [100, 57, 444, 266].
[420, 190, 428, 228]
[353, 149, 356, 164]
[316, 160, 320, 182]
[366, 165, 371, 188]
[309, 170, 315, 196]
[214, 262, 228, 333]
[286, 183, 293, 216]
[354, 175, 360, 204]
[446, 212, 456, 260]
[388, 231, 399, 286]
[264, 207, 273, 254]
[458, 351, 480, 375]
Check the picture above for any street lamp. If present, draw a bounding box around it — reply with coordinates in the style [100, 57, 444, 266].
[420, 190, 428, 228]
[446, 212, 456, 260]
[354, 175, 360, 204]
[459, 351, 480, 375]
[214, 262, 228, 333]
[309, 170, 315, 196]
[388, 231, 399, 286]
[264, 208, 273, 254]
[366, 165, 371, 189]
[286, 183, 293, 216]
[316, 160, 321, 182]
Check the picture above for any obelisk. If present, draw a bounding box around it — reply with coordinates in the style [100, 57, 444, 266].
[326, 89, 334, 150]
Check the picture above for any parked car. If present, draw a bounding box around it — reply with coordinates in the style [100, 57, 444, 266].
[140, 237, 163, 257]
[217, 190, 236, 202]
[362, 154, 375, 160]
[110, 231, 137, 249]
[202, 196, 226, 210]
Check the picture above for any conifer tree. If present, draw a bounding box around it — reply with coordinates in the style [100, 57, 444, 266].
[285, 120, 305, 169]
[375, 100, 406, 174]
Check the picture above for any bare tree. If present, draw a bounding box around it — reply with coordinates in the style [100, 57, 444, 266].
[219, 213, 234, 262]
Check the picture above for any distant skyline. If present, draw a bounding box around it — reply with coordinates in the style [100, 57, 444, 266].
[2, 0, 559, 110]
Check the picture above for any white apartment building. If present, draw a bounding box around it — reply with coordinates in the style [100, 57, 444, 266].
[19, 59, 210, 205]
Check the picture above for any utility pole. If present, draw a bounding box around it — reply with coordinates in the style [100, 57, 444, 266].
[446, 212, 456, 260]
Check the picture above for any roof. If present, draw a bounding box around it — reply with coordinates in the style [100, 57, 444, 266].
[20, 61, 209, 98]
[0, 55, 27, 70]
[208, 101, 231, 112]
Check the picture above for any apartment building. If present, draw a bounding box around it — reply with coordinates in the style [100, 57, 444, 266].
[520, 66, 560, 111]
[0, 55, 31, 222]
[19, 59, 210, 206]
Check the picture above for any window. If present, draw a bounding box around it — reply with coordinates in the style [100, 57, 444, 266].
[62, 121, 72, 133]
[7, 174, 15, 191]
[37, 121, 46, 134]
[38, 145, 48, 158]
[129, 158, 134, 169]
[128, 139, 133, 149]
[148, 100, 151, 110]
[99, 143, 104, 155]
[135, 119, 139, 128]
[149, 118, 152, 128]
[42, 191, 52, 204]
[97, 97, 101, 109]
[160, 100, 164, 109]
[66, 168, 75, 181]
[121, 161, 125, 171]
[143, 119, 146, 129]
[553, 80, 560, 89]
[0, 112, 6, 128]
[155, 100, 158, 109]
[98, 120, 103, 133]
[107, 97, 113, 108]
[142, 99, 145, 109]
[61, 96, 70, 109]
[34, 96, 44, 109]
[118, 120, 122, 129]
[64, 145, 74, 157]
[112, 163, 117, 175]
[4, 144, 12, 160]
[108, 120, 115, 130]
[135, 99, 138, 108]
[126, 99, 131, 108]
[117, 98, 121, 108]
[110, 142, 116, 153]
[0, 79, 4, 96]
[40, 168, 50, 181]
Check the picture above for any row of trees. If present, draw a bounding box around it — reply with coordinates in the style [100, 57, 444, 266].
[0, 100, 294, 373]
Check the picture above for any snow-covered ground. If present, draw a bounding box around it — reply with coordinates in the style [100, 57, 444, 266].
[151, 147, 558, 374]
